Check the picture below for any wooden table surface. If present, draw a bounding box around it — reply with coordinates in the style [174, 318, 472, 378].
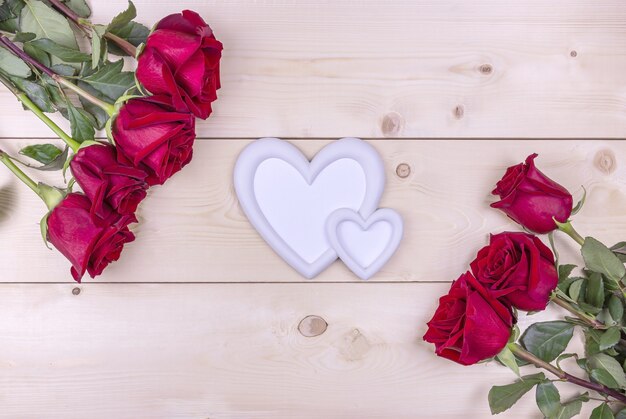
[1, 1, 625, 418]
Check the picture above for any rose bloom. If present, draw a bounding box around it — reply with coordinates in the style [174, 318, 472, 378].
[424, 271, 514, 366]
[470, 232, 558, 311]
[136, 10, 222, 119]
[47, 193, 136, 282]
[491, 153, 573, 234]
[113, 96, 196, 186]
[70, 142, 148, 217]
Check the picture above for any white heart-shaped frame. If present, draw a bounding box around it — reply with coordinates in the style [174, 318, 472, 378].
[326, 208, 403, 280]
[233, 137, 385, 278]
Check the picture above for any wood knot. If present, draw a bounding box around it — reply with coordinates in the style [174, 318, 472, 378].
[594, 149, 616, 174]
[478, 64, 493, 75]
[396, 163, 411, 178]
[298, 315, 328, 337]
[453, 105, 465, 120]
[72, 287, 81, 296]
[570, 50, 578, 58]
[380, 112, 404, 137]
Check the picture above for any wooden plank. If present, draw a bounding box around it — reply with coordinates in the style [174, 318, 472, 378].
[1, 0, 626, 138]
[0, 282, 593, 418]
[0, 138, 623, 283]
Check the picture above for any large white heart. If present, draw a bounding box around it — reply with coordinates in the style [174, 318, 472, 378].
[233, 137, 385, 278]
[326, 208, 403, 280]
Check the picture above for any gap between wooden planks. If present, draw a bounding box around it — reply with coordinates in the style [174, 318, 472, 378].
[1, 0, 626, 139]
[0, 282, 593, 418]
[0, 138, 623, 283]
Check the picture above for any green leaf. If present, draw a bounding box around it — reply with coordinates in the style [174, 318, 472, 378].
[586, 272, 605, 308]
[10, 76, 53, 112]
[107, 21, 148, 56]
[616, 408, 626, 419]
[591, 403, 615, 419]
[0, 46, 31, 77]
[107, 0, 136, 32]
[554, 399, 583, 419]
[67, 103, 95, 142]
[19, 143, 62, 164]
[17, 144, 68, 171]
[0, 0, 24, 23]
[81, 60, 134, 101]
[559, 264, 577, 282]
[61, 0, 90, 18]
[520, 321, 574, 362]
[50, 63, 75, 77]
[23, 41, 50, 67]
[488, 373, 545, 415]
[29, 38, 89, 62]
[591, 368, 620, 389]
[583, 237, 626, 284]
[91, 24, 105, 68]
[77, 80, 109, 129]
[600, 327, 621, 351]
[535, 381, 560, 417]
[496, 345, 520, 377]
[568, 278, 584, 301]
[20, 0, 78, 49]
[588, 353, 626, 389]
[611, 242, 626, 263]
[608, 295, 624, 324]
[12, 31, 34, 42]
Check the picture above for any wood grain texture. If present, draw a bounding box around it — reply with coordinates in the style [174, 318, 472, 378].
[0, 0, 625, 138]
[0, 283, 593, 418]
[0, 138, 623, 283]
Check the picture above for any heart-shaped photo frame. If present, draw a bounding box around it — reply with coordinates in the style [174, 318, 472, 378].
[233, 137, 386, 278]
[326, 208, 403, 280]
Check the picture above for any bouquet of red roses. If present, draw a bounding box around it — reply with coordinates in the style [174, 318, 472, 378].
[424, 154, 626, 418]
[0, 0, 222, 281]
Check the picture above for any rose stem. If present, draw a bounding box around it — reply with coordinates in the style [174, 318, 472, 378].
[551, 295, 604, 329]
[0, 35, 116, 116]
[0, 149, 39, 195]
[0, 75, 80, 152]
[47, 0, 137, 57]
[556, 220, 585, 246]
[509, 343, 626, 404]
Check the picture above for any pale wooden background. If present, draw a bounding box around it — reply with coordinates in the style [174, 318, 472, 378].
[0, 1, 625, 418]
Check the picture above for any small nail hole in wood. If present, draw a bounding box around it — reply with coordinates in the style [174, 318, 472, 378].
[72, 287, 81, 296]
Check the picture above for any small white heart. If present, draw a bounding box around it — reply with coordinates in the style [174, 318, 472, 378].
[326, 208, 403, 280]
[234, 138, 385, 278]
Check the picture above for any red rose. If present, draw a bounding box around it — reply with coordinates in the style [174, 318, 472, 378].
[470, 232, 558, 311]
[70, 142, 148, 217]
[424, 272, 514, 366]
[136, 10, 222, 119]
[113, 96, 196, 186]
[46, 193, 136, 282]
[491, 154, 573, 233]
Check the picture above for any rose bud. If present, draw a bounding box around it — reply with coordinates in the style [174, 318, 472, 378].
[491, 153, 573, 234]
[46, 193, 136, 282]
[470, 232, 558, 311]
[136, 10, 222, 120]
[70, 142, 149, 218]
[424, 271, 514, 366]
[113, 96, 196, 186]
